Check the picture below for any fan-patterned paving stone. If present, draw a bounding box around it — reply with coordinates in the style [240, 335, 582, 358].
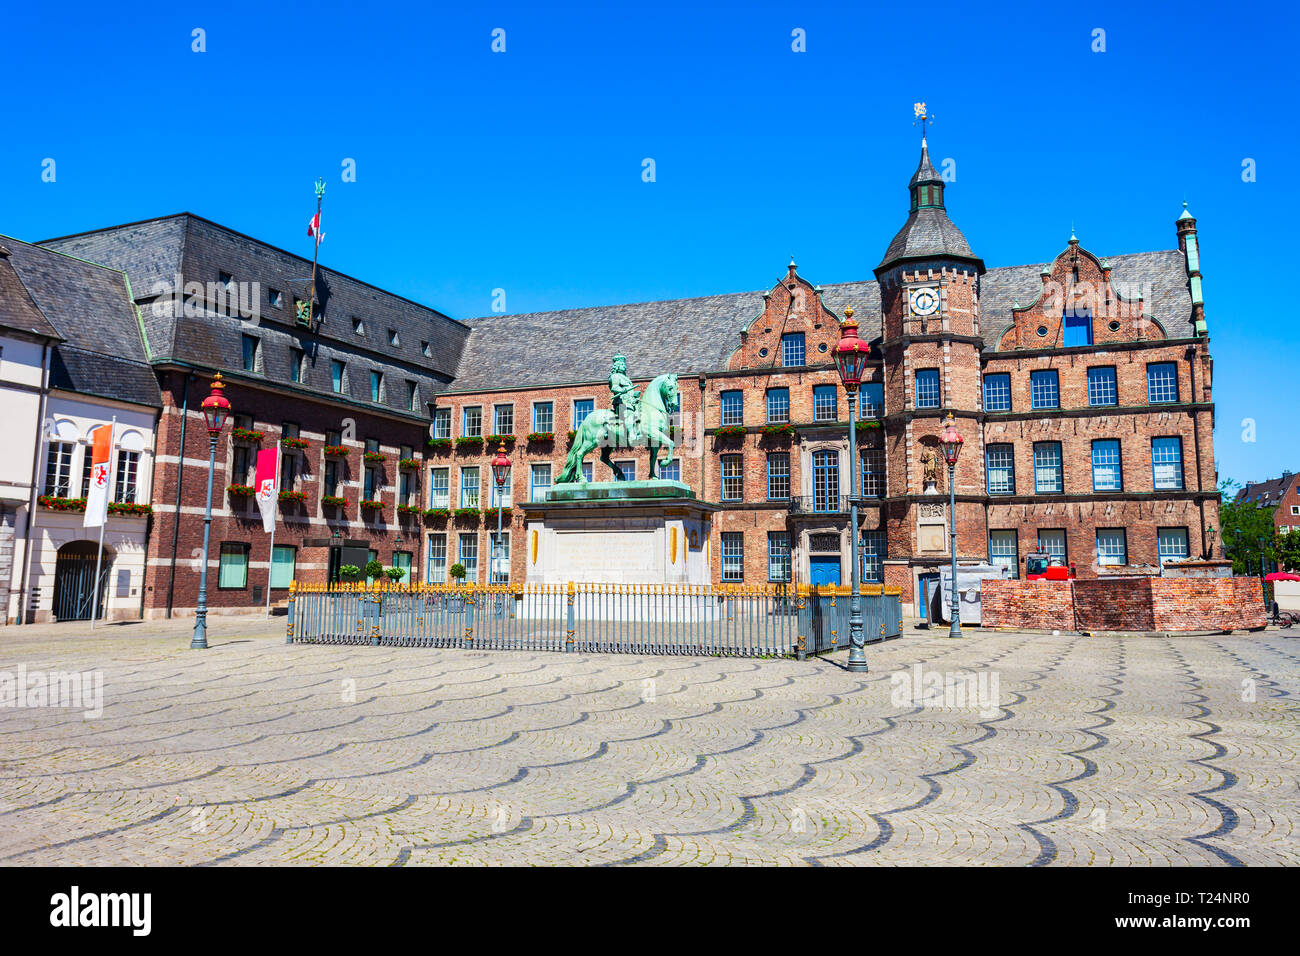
[0, 618, 1295, 865]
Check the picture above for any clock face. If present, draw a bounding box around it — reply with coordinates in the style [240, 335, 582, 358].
[910, 287, 939, 316]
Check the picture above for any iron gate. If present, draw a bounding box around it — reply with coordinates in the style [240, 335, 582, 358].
[52, 543, 112, 622]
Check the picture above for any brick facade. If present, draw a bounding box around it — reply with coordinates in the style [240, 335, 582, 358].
[982, 577, 1266, 632]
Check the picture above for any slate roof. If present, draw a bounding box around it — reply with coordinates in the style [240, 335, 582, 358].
[1235, 473, 1298, 506]
[450, 251, 1195, 391]
[878, 208, 977, 268]
[0, 235, 161, 408]
[0, 244, 62, 340]
[40, 214, 471, 416]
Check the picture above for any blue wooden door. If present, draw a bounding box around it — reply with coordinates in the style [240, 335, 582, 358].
[810, 556, 841, 587]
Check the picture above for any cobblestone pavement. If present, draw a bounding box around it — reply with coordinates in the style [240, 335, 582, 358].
[0, 620, 1296, 865]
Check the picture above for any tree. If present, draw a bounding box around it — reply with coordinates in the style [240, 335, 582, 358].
[364, 559, 385, 582]
[1276, 529, 1300, 573]
[449, 562, 467, 582]
[338, 564, 361, 582]
[384, 566, 406, 582]
[1217, 478, 1277, 575]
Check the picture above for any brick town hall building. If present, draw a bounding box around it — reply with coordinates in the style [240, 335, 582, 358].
[32, 135, 1216, 620]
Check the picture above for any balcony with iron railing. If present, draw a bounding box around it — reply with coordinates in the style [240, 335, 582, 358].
[788, 495, 850, 515]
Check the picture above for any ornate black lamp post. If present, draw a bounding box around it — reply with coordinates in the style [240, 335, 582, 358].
[835, 308, 870, 673]
[490, 442, 511, 613]
[192, 374, 231, 650]
[938, 414, 964, 639]
[1205, 525, 1217, 560]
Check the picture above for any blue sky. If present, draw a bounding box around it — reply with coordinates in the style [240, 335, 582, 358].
[1, 0, 1295, 486]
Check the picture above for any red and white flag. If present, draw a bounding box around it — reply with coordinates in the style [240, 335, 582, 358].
[83, 424, 113, 528]
[254, 443, 280, 534]
[307, 211, 324, 245]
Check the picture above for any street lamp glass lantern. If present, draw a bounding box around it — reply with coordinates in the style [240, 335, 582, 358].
[490, 442, 511, 489]
[834, 308, 870, 394]
[201, 373, 231, 436]
[939, 413, 963, 466]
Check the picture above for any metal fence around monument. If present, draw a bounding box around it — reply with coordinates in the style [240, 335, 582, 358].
[287, 582, 902, 659]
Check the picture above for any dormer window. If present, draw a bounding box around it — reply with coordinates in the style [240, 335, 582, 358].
[388, 329, 400, 346]
[219, 271, 234, 289]
[421, 341, 431, 357]
[268, 288, 283, 309]
[353, 317, 365, 335]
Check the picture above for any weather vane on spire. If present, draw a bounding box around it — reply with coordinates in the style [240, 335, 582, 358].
[913, 102, 934, 139]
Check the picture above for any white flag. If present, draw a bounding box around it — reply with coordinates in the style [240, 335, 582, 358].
[254, 442, 280, 534]
[83, 424, 113, 528]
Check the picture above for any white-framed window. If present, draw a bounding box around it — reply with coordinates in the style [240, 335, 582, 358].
[1157, 527, 1189, 566]
[460, 466, 480, 508]
[861, 448, 885, 498]
[1151, 437, 1184, 490]
[426, 534, 447, 583]
[114, 450, 140, 503]
[1096, 528, 1128, 566]
[859, 383, 884, 418]
[986, 444, 1015, 495]
[1033, 442, 1063, 494]
[658, 459, 681, 482]
[462, 406, 483, 438]
[581, 462, 593, 483]
[720, 455, 743, 500]
[721, 532, 744, 582]
[270, 545, 296, 589]
[768, 532, 791, 583]
[1038, 529, 1067, 564]
[720, 390, 743, 426]
[860, 530, 886, 583]
[989, 530, 1018, 579]
[489, 531, 510, 583]
[613, 459, 636, 481]
[429, 467, 450, 508]
[493, 404, 514, 435]
[44, 441, 74, 497]
[532, 402, 553, 434]
[572, 399, 594, 429]
[431, 408, 451, 439]
[1091, 440, 1122, 492]
[458, 533, 479, 582]
[813, 384, 837, 422]
[781, 333, 805, 368]
[530, 463, 552, 501]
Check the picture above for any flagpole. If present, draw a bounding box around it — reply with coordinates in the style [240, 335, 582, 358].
[89, 417, 116, 630]
[265, 440, 280, 618]
[308, 179, 324, 321]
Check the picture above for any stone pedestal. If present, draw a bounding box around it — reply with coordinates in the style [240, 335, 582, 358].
[519, 480, 720, 586]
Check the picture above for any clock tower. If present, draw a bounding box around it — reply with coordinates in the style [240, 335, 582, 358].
[874, 115, 987, 614]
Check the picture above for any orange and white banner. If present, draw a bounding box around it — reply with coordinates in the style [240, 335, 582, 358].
[83, 424, 113, 528]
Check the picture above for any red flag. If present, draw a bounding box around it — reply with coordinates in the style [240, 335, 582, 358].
[307, 211, 323, 244]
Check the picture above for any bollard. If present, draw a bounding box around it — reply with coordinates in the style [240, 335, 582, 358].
[565, 581, 576, 651]
[285, 581, 296, 644]
[464, 591, 474, 647]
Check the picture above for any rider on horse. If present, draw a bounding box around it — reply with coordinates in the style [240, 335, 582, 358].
[608, 354, 641, 446]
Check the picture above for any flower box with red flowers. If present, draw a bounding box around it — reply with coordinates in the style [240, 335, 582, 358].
[455, 437, 484, 451]
[226, 484, 255, 497]
[423, 507, 451, 520]
[323, 444, 348, 457]
[486, 434, 515, 446]
[714, 425, 747, 439]
[321, 495, 347, 509]
[398, 457, 420, 470]
[363, 451, 387, 464]
[453, 507, 480, 520]
[855, 420, 882, 434]
[527, 432, 554, 443]
[38, 495, 87, 512]
[760, 423, 795, 439]
[396, 503, 421, 516]
[278, 490, 307, 503]
[231, 427, 264, 444]
[426, 438, 452, 452]
[360, 499, 385, 511]
[108, 502, 153, 516]
[280, 437, 308, 451]
[483, 506, 512, 522]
